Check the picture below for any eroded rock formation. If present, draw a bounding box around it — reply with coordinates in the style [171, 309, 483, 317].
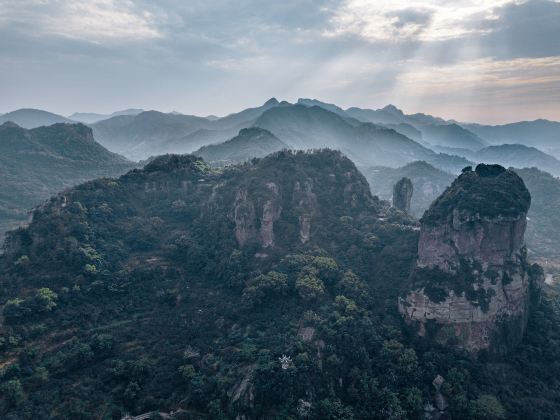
[392, 177, 413, 213]
[259, 182, 281, 247]
[399, 164, 543, 352]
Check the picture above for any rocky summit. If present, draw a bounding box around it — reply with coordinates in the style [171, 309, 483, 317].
[399, 164, 544, 352]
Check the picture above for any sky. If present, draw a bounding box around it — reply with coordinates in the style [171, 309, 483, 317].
[0, 0, 559, 124]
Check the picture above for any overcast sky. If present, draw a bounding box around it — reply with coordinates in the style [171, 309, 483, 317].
[0, 0, 559, 123]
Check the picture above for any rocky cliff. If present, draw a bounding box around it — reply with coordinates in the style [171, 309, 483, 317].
[399, 164, 543, 352]
[392, 177, 413, 213]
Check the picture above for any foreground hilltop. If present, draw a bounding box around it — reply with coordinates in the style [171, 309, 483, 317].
[0, 150, 420, 418]
[1, 152, 560, 419]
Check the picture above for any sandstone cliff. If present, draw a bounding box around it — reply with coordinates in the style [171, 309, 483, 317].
[399, 164, 543, 352]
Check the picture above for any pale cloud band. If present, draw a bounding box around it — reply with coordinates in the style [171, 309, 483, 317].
[0, 0, 558, 123]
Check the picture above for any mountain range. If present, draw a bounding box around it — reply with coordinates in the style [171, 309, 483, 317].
[0, 109, 74, 129]
[68, 109, 144, 124]
[3, 99, 560, 170]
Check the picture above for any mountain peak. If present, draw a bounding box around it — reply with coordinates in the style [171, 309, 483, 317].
[382, 104, 404, 115]
[422, 164, 530, 226]
[264, 97, 279, 106]
[143, 154, 210, 174]
[0, 121, 21, 129]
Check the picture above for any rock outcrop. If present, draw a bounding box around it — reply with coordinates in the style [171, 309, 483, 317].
[234, 189, 257, 247]
[293, 180, 317, 243]
[392, 177, 413, 213]
[399, 164, 543, 352]
[259, 182, 281, 247]
[228, 150, 376, 250]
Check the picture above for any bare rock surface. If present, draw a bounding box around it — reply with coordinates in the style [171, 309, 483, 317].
[399, 164, 543, 352]
[392, 177, 413, 213]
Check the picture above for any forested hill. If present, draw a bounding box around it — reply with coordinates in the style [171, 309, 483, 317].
[1, 150, 560, 419]
[0, 122, 135, 241]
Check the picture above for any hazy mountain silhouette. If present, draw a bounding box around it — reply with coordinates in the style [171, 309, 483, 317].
[463, 119, 560, 158]
[69, 108, 144, 124]
[194, 127, 288, 164]
[420, 123, 487, 150]
[475, 144, 560, 176]
[91, 111, 213, 160]
[254, 104, 469, 170]
[0, 108, 74, 128]
[90, 99, 283, 160]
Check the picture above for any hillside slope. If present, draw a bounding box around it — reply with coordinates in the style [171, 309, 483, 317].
[0, 122, 134, 240]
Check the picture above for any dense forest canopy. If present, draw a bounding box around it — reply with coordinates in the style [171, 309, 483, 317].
[0, 151, 559, 419]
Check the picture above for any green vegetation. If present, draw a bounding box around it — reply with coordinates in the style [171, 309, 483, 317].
[0, 122, 135, 242]
[0, 151, 558, 418]
[422, 164, 531, 226]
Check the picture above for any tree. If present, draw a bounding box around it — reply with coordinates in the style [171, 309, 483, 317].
[1, 379, 25, 407]
[312, 256, 339, 284]
[335, 271, 369, 304]
[470, 395, 506, 419]
[295, 274, 325, 301]
[242, 271, 288, 307]
[3, 298, 30, 322]
[315, 398, 355, 419]
[33, 287, 58, 312]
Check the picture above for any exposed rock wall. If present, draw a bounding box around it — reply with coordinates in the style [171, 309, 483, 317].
[399, 164, 543, 352]
[259, 183, 281, 247]
[393, 177, 413, 213]
[234, 189, 256, 247]
[293, 180, 317, 244]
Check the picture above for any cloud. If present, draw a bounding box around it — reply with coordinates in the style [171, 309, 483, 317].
[0, 0, 558, 122]
[477, 0, 560, 59]
[0, 0, 162, 42]
[325, 0, 518, 42]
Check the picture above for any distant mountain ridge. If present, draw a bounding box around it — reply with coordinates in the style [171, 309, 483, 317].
[90, 100, 284, 160]
[475, 144, 560, 176]
[4, 99, 559, 173]
[194, 127, 288, 164]
[69, 108, 144, 124]
[0, 108, 74, 128]
[462, 119, 560, 158]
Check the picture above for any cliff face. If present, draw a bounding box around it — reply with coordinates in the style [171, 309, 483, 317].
[399, 164, 543, 352]
[392, 177, 413, 213]
[231, 154, 370, 250]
